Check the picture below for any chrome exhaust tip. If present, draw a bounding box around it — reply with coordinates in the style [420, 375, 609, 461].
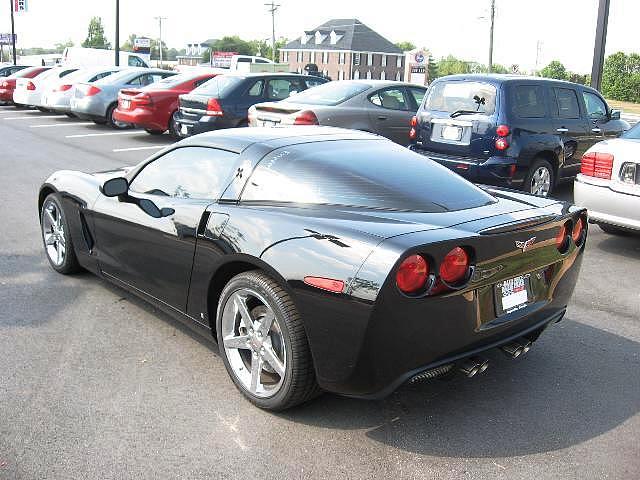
[459, 357, 489, 378]
[500, 342, 524, 358]
[517, 339, 532, 354]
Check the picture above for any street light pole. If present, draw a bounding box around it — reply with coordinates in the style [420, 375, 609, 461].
[10, 0, 17, 66]
[590, 0, 610, 91]
[488, 0, 495, 73]
[154, 16, 167, 67]
[264, 1, 280, 63]
[115, 0, 120, 66]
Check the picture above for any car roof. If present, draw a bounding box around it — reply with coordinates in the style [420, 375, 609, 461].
[221, 72, 322, 80]
[175, 126, 382, 153]
[432, 74, 601, 94]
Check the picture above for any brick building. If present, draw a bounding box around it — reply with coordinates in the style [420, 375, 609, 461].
[280, 19, 405, 81]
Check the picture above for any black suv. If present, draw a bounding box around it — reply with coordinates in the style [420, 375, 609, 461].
[409, 74, 630, 196]
[175, 73, 328, 137]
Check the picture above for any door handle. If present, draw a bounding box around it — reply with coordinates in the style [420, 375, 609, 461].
[377, 115, 387, 120]
[591, 127, 602, 133]
[556, 128, 568, 133]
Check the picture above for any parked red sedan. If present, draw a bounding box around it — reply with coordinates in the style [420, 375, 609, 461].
[0, 66, 49, 105]
[114, 71, 218, 136]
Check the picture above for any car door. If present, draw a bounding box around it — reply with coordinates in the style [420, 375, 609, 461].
[91, 146, 240, 311]
[582, 90, 618, 140]
[367, 87, 415, 144]
[550, 86, 590, 178]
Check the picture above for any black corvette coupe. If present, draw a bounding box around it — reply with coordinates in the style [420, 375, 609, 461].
[39, 127, 586, 410]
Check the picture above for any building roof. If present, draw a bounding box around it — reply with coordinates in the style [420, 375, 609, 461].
[282, 19, 402, 54]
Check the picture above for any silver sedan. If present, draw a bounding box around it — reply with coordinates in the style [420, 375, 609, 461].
[248, 80, 426, 145]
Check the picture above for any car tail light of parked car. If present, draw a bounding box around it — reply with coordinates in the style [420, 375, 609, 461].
[495, 124, 510, 151]
[580, 152, 614, 179]
[439, 247, 470, 285]
[396, 254, 429, 294]
[293, 110, 319, 125]
[409, 116, 417, 140]
[56, 84, 73, 92]
[206, 98, 224, 116]
[620, 162, 637, 184]
[556, 223, 570, 252]
[78, 84, 101, 97]
[26, 81, 36, 91]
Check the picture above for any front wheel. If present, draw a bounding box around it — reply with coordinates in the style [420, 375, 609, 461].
[216, 271, 320, 410]
[40, 193, 81, 274]
[524, 159, 554, 197]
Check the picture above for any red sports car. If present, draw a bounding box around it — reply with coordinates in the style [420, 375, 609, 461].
[0, 66, 49, 105]
[114, 71, 218, 136]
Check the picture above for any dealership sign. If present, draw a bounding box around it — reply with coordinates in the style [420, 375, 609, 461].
[133, 38, 151, 55]
[14, 0, 27, 12]
[211, 51, 238, 68]
[0, 33, 17, 45]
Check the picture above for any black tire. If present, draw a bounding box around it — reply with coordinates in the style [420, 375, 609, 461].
[598, 223, 637, 236]
[168, 111, 180, 138]
[106, 103, 128, 129]
[93, 118, 108, 125]
[37, 107, 49, 113]
[145, 128, 165, 135]
[216, 270, 321, 410]
[40, 193, 82, 274]
[523, 158, 555, 197]
[65, 112, 76, 118]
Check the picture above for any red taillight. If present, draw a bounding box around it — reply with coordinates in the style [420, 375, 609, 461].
[556, 223, 569, 252]
[410, 116, 417, 127]
[439, 247, 470, 285]
[26, 81, 36, 91]
[0, 81, 8, 88]
[85, 85, 101, 96]
[496, 124, 510, 137]
[57, 84, 72, 92]
[572, 217, 584, 244]
[581, 152, 613, 179]
[134, 93, 153, 107]
[396, 255, 429, 294]
[294, 110, 319, 125]
[303, 276, 344, 293]
[409, 116, 418, 140]
[206, 98, 223, 116]
[495, 137, 509, 150]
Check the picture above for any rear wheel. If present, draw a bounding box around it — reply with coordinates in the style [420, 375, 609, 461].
[37, 107, 50, 113]
[168, 111, 180, 138]
[40, 193, 81, 274]
[65, 112, 76, 118]
[93, 118, 107, 125]
[106, 104, 129, 129]
[145, 129, 165, 135]
[524, 159, 554, 197]
[216, 270, 320, 410]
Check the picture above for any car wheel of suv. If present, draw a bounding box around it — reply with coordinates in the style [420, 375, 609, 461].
[40, 193, 81, 274]
[524, 159, 554, 197]
[107, 104, 128, 129]
[217, 270, 321, 411]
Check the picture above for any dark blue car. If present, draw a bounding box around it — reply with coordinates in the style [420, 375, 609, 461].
[409, 74, 629, 196]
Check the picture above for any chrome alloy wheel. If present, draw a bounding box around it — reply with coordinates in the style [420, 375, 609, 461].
[42, 200, 66, 267]
[221, 288, 287, 398]
[530, 166, 551, 196]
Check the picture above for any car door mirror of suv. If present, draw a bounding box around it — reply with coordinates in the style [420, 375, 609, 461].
[102, 177, 128, 197]
[609, 109, 621, 120]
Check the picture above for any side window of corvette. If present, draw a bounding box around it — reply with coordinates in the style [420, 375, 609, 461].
[129, 147, 239, 200]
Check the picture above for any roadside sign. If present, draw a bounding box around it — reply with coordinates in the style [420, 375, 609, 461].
[134, 38, 151, 54]
[14, 0, 27, 12]
[211, 51, 238, 68]
[0, 33, 17, 45]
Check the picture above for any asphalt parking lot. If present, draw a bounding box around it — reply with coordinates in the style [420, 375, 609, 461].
[0, 106, 638, 480]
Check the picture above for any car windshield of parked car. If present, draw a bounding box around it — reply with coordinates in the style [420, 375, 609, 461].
[425, 81, 497, 115]
[286, 81, 371, 106]
[192, 75, 243, 97]
[94, 69, 141, 85]
[621, 123, 640, 140]
[241, 140, 496, 212]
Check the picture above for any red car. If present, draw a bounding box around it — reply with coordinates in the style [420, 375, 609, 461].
[0, 66, 50, 105]
[114, 71, 217, 136]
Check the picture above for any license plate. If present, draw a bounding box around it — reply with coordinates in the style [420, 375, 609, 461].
[261, 119, 278, 127]
[121, 99, 130, 109]
[497, 275, 530, 312]
[181, 124, 189, 135]
[442, 125, 462, 141]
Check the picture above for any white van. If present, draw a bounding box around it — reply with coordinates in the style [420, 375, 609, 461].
[61, 47, 150, 68]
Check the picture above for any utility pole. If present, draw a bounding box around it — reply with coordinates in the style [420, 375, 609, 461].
[264, 1, 280, 63]
[154, 16, 167, 67]
[10, 0, 17, 65]
[535, 40, 542, 76]
[590, 0, 610, 91]
[115, 0, 120, 66]
[488, 0, 495, 73]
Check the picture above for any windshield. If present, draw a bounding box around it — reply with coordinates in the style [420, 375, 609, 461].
[621, 122, 640, 140]
[95, 69, 145, 85]
[286, 81, 371, 106]
[192, 75, 243, 97]
[425, 81, 497, 115]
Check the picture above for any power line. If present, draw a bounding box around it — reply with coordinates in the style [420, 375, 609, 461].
[264, 1, 280, 62]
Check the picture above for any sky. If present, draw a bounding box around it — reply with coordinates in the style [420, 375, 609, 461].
[2, 0, 638, 73]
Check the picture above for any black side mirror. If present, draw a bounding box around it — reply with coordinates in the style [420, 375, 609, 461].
[102, 177, 128, 197]
[137, 199, 174, 218]
[609, 109, 621, 120]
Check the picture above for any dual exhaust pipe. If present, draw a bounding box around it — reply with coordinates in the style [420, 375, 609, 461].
[457, 338, 533, 378]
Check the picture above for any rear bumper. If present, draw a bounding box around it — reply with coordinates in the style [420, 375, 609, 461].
[42, 92, 71, 112]
[410, 147, 526, 188]
[174, 111, 228, 137]
[0, 88, 15, 103]
[69, 96, 106, 119]
[114, 108, 167, 131]
[13, 90, 40, 106]
[574, 176, 640, 231]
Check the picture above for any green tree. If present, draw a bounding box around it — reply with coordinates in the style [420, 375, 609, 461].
[602, 51, 640, 102]
[208, 36, 254, 56]
[540, 60, 567, 80]
[54, 40, 74, 53]
[395, 41, 416, 52]
[437, 55, 473, 76]
[427, 54, 438, 82]
[82, 17, 111, 49]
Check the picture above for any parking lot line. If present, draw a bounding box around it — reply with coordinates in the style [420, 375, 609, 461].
[112, 145, 166, 152]
[4, 115, 67, 120]
[30, 122, 94, 128]
[65, 131, 143, 138]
